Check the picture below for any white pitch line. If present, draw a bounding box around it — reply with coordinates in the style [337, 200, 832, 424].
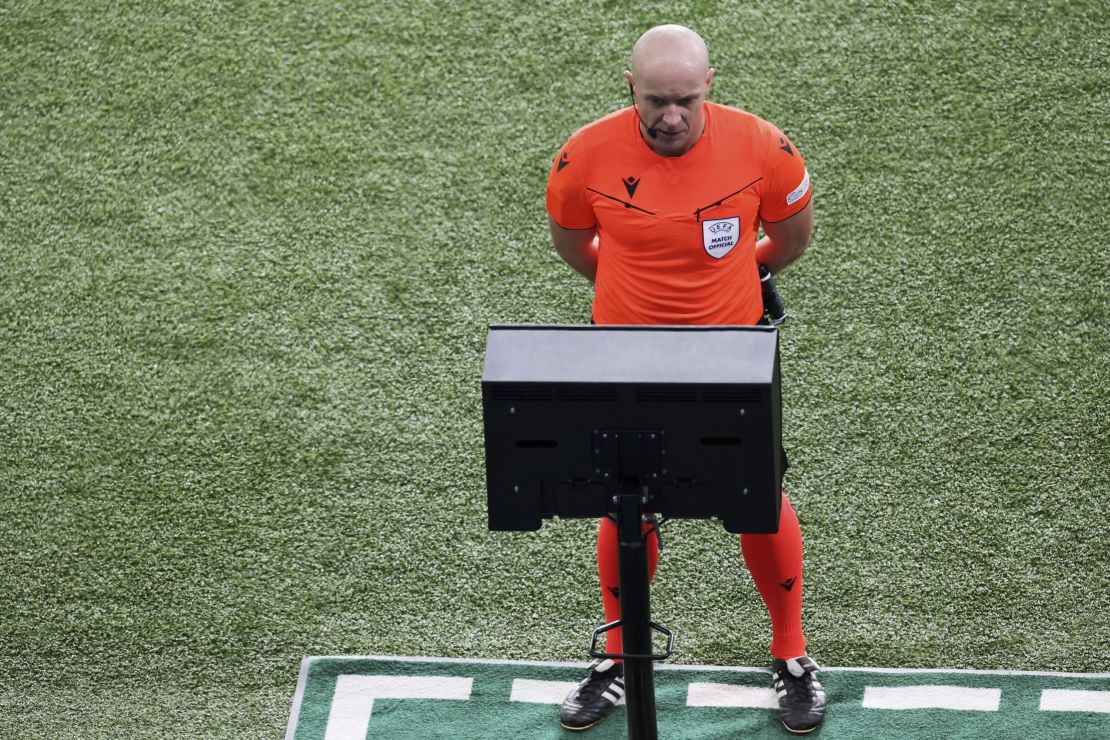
[284, 657, 314, 740]
[323, 675, 472, 740]
[297, 655, 1110, 678]
[863, 685, 1001, 711]
[1040, 689, 1110, 713]
[510, 679, 578, 704]
[687, 683, 778, 709]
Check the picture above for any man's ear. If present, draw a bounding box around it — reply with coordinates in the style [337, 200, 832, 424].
[623, 69, 634, 92]
[705, 67, 716, 90]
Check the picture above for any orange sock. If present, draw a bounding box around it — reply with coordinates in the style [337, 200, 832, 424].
[740, 493, 808, 659]
[597, 516, 661, 660]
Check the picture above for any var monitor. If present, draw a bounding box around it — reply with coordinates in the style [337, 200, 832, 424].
[481, 325, 785, 534]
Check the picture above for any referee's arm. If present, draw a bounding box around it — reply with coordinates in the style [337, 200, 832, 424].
[755, 201, 813, 274]
[549, 216, 599, 283]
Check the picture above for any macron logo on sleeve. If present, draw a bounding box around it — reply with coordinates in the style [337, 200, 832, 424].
[786, 168, 810, 206]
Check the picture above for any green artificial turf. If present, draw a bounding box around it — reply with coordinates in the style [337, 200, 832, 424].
[1, 1, 1107, 737]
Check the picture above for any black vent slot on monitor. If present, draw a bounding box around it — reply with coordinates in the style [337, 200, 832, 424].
[556, 386, 618, 402]
[515, 439, 558, 448]
[635, 385, 698, 402]
[701, 387, 763, 403]
[701, 436, 741, 446]
[490, 385, 552, 402]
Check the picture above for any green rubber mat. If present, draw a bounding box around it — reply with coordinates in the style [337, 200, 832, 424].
[287, 656, 1110, 739]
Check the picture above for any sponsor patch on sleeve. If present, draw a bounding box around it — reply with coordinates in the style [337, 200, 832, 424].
[786, 168, 810, 206]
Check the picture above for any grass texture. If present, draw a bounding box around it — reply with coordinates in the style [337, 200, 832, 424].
[1, 1, 1107, 737]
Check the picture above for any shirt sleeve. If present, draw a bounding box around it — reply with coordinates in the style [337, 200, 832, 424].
[545, 133, 596, 229]
[758, 124, 811, 224]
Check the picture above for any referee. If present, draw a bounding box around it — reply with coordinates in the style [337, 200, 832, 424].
[545, 24, 824, 735]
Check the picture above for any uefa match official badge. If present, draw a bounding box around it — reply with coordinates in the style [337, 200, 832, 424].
[702, 216, 740, 259]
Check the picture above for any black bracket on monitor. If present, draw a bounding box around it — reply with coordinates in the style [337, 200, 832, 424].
[594, 429, 664, 489]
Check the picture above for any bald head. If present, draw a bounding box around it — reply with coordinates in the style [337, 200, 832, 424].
[625, 25, 715, 156]
[630, 24, 710, 79]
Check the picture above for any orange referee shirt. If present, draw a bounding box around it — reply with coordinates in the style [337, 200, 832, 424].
[546, 102, 811, 325]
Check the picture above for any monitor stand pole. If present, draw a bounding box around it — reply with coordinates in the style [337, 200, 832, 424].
[590, 485, 673, 740]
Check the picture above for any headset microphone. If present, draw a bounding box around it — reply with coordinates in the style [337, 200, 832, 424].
[628, 85, 658, 139]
